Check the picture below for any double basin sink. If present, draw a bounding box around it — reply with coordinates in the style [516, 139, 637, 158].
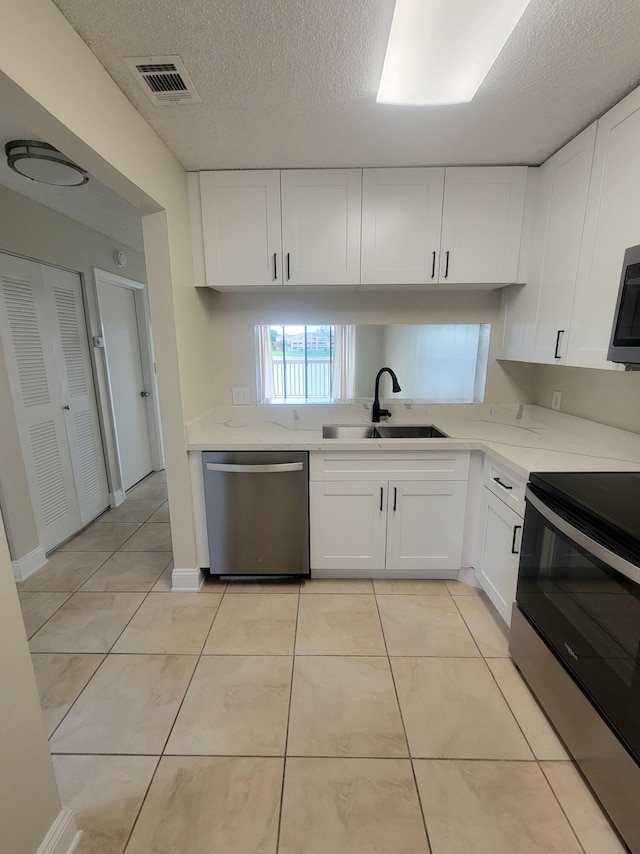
[322, 424, 448, 439]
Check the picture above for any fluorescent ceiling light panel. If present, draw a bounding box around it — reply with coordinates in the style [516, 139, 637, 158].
[377, 0, 532, 106]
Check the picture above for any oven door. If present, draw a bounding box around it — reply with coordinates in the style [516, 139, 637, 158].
[517, 486, 640, 764]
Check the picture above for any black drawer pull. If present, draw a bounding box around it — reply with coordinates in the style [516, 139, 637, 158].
[287, 252, 291, 280]
[444, 250, 450, 278]
[554, 329, 564, 359]
[273, 252, 277, 280]
[493, 476, 513, 490]
[511, 525, 522, 554]
[380, 487, 383, 512]
[431, 250, 436, 279]
[393, 487, 397, 512]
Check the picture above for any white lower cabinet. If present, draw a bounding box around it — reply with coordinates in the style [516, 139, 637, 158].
[477, 489, 523, 626]
[309, 452, 469, 576]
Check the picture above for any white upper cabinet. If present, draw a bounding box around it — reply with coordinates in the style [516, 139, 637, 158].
[280, 169, 362, 287]
[567, 87, 640, 370]
[501, 125, 596, 363]
[440, 167, 528, 284]
[361, 168, 445, 285]
[361, 166, 528, 287]
[199, 170, 283, 287]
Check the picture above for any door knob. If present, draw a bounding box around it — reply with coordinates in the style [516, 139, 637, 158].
[140, 391, 149, 398]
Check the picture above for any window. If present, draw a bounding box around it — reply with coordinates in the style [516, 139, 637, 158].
[256, 323, 490, 404]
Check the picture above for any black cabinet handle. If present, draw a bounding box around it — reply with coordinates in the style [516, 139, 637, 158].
[511, 525, 522, 554]
[444, 250, 450, 278]
[431, 251, 436, 279]
[380, 487, 383, 512]
[273, 253, 277, 280]
[493, 477, 512, 490]
[286, 252, 291, 280]
[554, 329, 564, 359]
[393, 487, 397, 512]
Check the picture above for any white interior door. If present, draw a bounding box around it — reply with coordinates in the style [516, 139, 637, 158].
[0, 253, 109, 551]
[98, 281, 153, 491]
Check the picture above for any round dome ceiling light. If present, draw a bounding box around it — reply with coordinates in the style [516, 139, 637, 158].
[5, 140, 89, 187]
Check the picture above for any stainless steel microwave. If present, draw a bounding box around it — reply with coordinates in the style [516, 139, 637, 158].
[608, 244, 640, 366]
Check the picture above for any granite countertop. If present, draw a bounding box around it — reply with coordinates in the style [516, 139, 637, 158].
[185, 403, 640, 478]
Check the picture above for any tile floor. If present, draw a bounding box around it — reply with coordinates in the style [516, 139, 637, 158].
[16, 471, 627, 853]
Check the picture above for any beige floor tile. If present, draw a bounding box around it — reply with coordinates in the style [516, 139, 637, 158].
[165, 655, 292, 756]
[377, 595, 480, 657]
[414, 759, 582, 854]
[29, 592, 145, 653]
[224, 579, 300, 594]
[19, 552, 112, 592]
[18, 591, 70, 638]
[203, 593, 297, 655]
[373, 579, 449, 595]
[453, 594, 510, 657]
[392, 657, 532, 759]
[288, 656, 407, 757]
[125, 756, 282, 854]
[144, 470, 167, 484]
[49, 654, 196, 754]
[59, 523, 140, 552]
[95, 500, 164, 524]
[540, 762, 627, 854]
[147, 501, 170, 523]
[125, 481, 168, 502]
[119, 523, 172, 552]
[31, 653, 104, 737]
[112, 592, 221, 654]
[200, 573, 226, 594]
[296, 594, 386, 655]
[487, 658, 569, 760]
[79, 551, 172, 592]
[445, 579, 483, 595]
[151, 562, 174, 592]
[279, 758, 429, 854]
[301, 579, 374, 594]
[52, 754, 158, 854]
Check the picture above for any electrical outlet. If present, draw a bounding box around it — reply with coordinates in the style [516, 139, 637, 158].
[232, 387, 250, 405]
[551, 390, 562, 411]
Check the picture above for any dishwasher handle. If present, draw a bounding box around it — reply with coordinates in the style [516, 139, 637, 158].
[205, 462, 304, 474]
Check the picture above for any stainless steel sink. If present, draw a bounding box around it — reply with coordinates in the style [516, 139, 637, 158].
[374, 424, 448, 439]
[321, 425, 379, 439]
[321, 424, 448, 439]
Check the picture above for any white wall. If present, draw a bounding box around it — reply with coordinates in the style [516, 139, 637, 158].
[0, 184, 148, 560]
[207, 289, 537, 406]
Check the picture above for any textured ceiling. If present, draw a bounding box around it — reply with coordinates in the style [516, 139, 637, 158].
[49, 0, 640, 170]
[0, 107, 144, 252]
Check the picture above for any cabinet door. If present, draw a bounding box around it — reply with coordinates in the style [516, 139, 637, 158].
[501, 128, 596, 363]
[385, 481, 467, 571]
[360, 168, 445, 286]
[440, 167, 528, 284]
[567, 87, 640, 370]
[309, 480, 386, 571]
[281, 169, 362, 286]
[477, 490, 522, 626]
[199, 170, 282, 287]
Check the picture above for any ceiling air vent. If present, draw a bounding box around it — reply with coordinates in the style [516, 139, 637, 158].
[123, 55, 202, 105]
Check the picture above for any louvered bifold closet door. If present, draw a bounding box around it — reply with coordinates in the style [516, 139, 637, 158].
[0, 254, 81, 550]
[43, 266, 109, 526]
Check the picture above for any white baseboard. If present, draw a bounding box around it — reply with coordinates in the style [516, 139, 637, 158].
[310, 568, 459, 579]
[12, 546, 47, 582]
[37, 808, 82, 854]
[171, 567, 205, 591]
[110, 489, 125, 508]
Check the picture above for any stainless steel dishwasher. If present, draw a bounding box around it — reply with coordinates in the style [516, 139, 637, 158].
[202, 451, 309, 578]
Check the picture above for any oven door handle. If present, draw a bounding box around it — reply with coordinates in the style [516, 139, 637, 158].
[525, 486, 640, 586]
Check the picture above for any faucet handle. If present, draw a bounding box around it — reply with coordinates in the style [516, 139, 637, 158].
[378, 408, 392, 420]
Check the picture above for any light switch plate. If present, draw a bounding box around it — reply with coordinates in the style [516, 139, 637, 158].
[551, 390, 562, 411]
[232, 387, 250, 405]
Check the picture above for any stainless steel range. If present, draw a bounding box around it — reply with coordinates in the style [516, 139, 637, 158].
[510, 471, 640, 853]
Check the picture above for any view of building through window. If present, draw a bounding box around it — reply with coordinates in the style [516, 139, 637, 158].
[263, 325, 335, 402]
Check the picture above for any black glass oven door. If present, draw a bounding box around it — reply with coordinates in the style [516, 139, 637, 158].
[517, 489, 640, 763]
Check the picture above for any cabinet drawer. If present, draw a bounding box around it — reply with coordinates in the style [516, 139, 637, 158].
[483, 457, 525, 515]
[310, 451, 470, 482]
